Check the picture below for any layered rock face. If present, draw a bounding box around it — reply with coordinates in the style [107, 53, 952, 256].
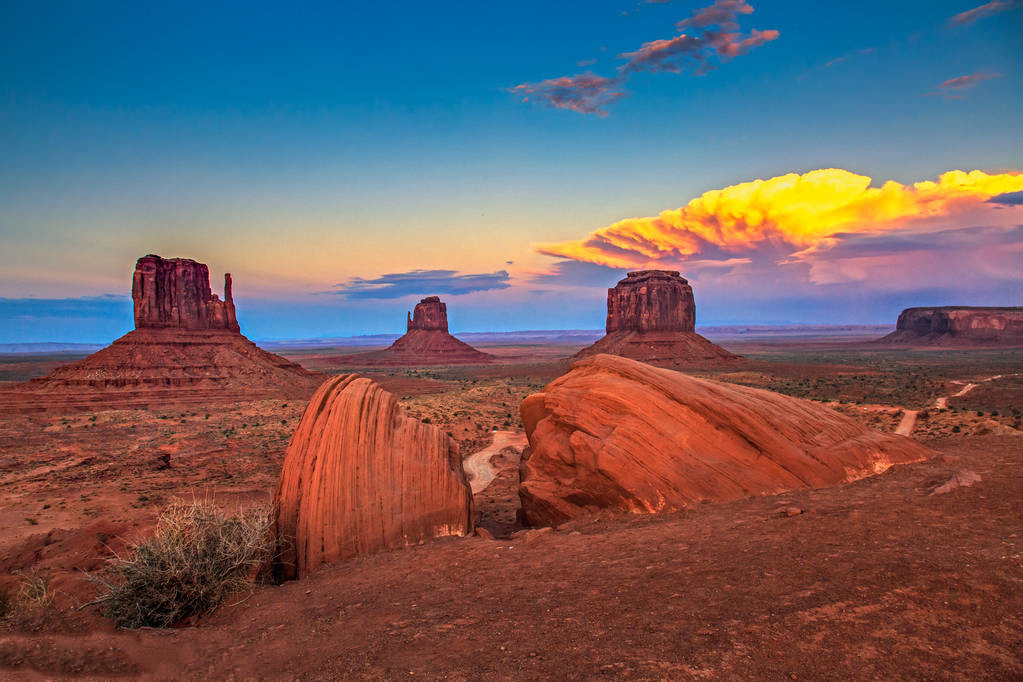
[0, 255, 321, 413]
[133, 255, 239, 332]
[406, 295, 447, 331]
[518, 354, 930, 526]
[336, 296, 494, 366]
[878, 307, 1023, 346]
[576, 271, 736, 366]
[273, 374, 474, 579]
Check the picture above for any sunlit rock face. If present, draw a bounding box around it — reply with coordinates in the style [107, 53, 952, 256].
[518, 354, 931, 527]
[879, 307, 1023, 346]
[132, 254, 239, 332]
[273, 374, 474, 580]
[576, 270, 736, 366]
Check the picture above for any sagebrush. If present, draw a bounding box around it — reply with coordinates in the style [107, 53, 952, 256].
[91, 499, 274, 628]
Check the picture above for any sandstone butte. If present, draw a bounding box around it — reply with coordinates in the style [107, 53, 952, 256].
[0, 255, 321, 413]
[273, 373, 474, 580]
[877, 306, 1023, 346]
[575, 270, 737, 366]
[518, 354, 931, 526]
[335, 296, 494, 366]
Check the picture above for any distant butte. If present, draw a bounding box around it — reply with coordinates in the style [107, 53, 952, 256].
[877, 306, 1023, 347]
[335, 296, 494, 366]
[0, 255, 322, 413]
[575, 270, 738, 366]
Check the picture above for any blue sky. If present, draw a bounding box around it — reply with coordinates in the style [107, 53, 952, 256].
[1, 0, 1021, 342]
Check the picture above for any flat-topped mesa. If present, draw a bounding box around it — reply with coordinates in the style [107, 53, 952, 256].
[607, 270, 695, 333]
[132, 254, 239, 332]
[407, 296, 448, 332]
[878, 306, 1023, 346]
[576, 270, 737, 366]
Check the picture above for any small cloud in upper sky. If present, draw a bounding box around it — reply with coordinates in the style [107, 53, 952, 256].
[510, 0, 776, 115]
[948, 0, 1021, 26]
[824, 47, 876, 68]
[929, 71, 1002, 98]
[329, 269, 511, 299]
[576, 58, 598, 67]
[507, 72, 627, 116]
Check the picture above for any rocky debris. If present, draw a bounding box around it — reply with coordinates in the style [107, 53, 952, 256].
[333, 296, 494, 366]
[928, 470, 982, 496]
[0, 255, 321, 413]
[576, 271, 737, 366]
[518, 354, 931, 526]
[878, 307, 1023, 346]
[133, 254, 239, 332]
[273, 374, 474, 580]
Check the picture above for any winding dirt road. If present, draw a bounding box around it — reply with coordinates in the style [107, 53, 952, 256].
[895, 373, 1018, 437]
[463, 430, 528, 494]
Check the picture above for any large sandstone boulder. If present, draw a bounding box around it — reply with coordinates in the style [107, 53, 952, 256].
[576, 271, 737, 366]
[273, 374, 473, 580]
[334, 296, 494, 366]
[878, 307, 1023, 346]
[518, 354, 930, 526]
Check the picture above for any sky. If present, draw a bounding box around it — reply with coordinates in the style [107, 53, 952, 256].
[1, 0, 1021, 342]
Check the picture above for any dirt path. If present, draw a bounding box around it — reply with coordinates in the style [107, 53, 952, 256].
[896, 373, 1019, 436]
[463, 430, 527, 494]
[894, 409, 919, 436]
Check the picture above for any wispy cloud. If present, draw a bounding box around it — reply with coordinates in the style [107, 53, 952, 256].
[510, 0, 777, 115]
[824, 47, 876, 68]
[948, 0, 1020, 26]
[328, 269, 511, 299]
[507, 72, 627, 116]
[928, 71, 1002, 98]
[676, 0, 753, 30]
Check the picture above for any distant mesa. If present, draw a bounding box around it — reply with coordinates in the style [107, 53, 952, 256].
[877, 307, 1023, 347]
[575, 270, 738, 366]
[0, 254, 321, 413]
[273, 373, 473, 580]
[518, 354, 930, 526]
[334, 296, 494, 366]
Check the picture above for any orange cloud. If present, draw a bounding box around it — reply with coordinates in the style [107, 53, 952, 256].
[535, 169, 1023, 268]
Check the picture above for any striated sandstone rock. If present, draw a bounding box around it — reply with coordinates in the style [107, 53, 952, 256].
[334, 296, 494, 366]
[273, 374, 474, 580]
[576, 271, 737, 366]
[878, 307, 1023, 346]
[133, 255, 239, 332]
[518, 354, 930, 526]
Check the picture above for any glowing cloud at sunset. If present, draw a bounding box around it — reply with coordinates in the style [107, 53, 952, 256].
[535, 169, 1023, 269]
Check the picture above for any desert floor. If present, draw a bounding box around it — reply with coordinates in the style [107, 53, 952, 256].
[0, 335, 1021, 679]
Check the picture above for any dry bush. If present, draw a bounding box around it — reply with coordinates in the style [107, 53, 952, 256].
[90, 499, 274, 628]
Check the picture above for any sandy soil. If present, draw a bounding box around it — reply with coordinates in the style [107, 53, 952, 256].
[1, 341, 1021, 679]
[463, 430, 527, 494]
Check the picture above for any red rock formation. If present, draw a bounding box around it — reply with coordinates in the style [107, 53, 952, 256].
[576, 271, 737, 366]
[334, 296, 494, 366]
[0, 255, 321, 413]
[133, 255, 239, 332]
[878, 307, 1023, 346]
[273, 374, 473, 579]
[407, 295, 447, 331]
[518, 354, 930, 526]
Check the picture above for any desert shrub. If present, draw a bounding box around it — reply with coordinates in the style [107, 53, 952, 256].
[0, 587, 10, 620]
[90, 499, 274, 628]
